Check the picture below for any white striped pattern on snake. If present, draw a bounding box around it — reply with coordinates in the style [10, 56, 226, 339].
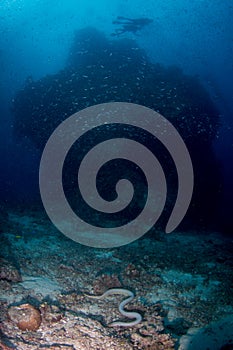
[85, 288, 142, 327]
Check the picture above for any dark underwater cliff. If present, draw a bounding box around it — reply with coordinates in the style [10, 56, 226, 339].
[12, 27, 221, 232]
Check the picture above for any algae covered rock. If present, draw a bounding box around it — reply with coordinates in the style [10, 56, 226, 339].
[8, 303, 42, 331]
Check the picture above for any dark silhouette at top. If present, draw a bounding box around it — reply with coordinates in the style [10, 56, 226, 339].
[111, 16, 153, 36]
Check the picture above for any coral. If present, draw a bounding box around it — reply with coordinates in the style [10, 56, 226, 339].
[0, 341, 13, 350]
[93, 273, 122, 294]
[0, 259, 22, 283]
[7, 303, 42, 331]
[131, 332, 175, 349]
[40, 303, 63, 324]
[124, 263, 141, 278]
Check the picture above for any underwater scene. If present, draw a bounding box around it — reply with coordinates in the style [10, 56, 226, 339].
[0, 0, 233, 349]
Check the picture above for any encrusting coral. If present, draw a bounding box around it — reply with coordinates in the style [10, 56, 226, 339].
[7, 303, 42, 331]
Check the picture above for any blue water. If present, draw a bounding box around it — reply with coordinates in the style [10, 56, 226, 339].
[0, 0, 232, 234]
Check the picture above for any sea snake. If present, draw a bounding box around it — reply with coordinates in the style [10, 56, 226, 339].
[85, 288, 142, 327]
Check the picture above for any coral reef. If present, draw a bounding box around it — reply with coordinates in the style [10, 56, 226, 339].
[0, 210, 232, 348]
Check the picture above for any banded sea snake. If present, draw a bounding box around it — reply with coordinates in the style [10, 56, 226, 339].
[85, 288, 142, 327]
